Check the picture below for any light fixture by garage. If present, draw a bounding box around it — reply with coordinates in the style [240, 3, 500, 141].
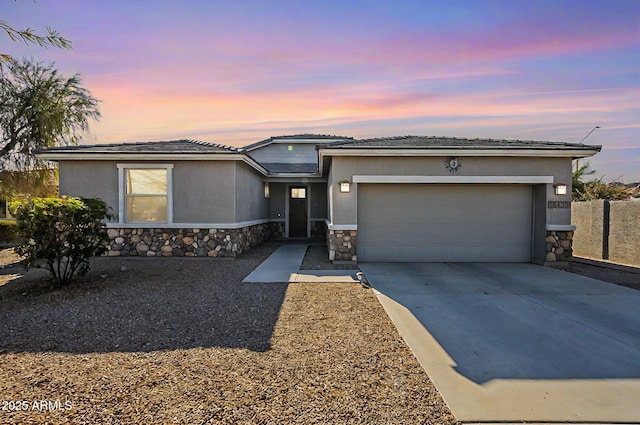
[554, 183, 567, 195]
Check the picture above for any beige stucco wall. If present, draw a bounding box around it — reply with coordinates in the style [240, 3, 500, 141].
[609, 201, 640, 266]
[59, 160, 119, 219]
[571, 200, 606, 260]
[328, 156, 572, 227]
[572, 200, 640, 266]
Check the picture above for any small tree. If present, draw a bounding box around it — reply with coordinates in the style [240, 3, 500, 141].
[1, 59, 100, 172]
[10, 197, 112, 287]
[572, 161, 631, 201]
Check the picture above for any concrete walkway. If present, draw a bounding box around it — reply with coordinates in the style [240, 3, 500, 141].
[360, 262, 640, 424]
[242, 244, 359, 283]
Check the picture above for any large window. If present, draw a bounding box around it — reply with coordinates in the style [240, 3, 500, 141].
[118, 164, 172, 223]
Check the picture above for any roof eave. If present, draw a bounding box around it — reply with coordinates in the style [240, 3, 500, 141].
[35, 152, 269, 175]
[319, 147, 601, 158]
[266, 172, 321, 178]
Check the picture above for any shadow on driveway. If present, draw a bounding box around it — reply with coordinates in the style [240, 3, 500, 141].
[0, 244, 286, 354]
[361, 262, 640, 384]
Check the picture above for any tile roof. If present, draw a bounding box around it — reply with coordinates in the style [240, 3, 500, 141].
[260, 162, 318, 174]
[325, 135, 602, 150]
[35, 139, 241, 154]
[242, 134, 353, 151]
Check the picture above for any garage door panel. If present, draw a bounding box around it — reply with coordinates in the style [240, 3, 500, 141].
[359, 246, 531, 263]
[357, 184, 532, 262]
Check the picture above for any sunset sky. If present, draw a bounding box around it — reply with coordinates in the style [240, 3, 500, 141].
[4, 0, 639, 181]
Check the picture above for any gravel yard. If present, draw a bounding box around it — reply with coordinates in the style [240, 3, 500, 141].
[0, 243, 456, 424]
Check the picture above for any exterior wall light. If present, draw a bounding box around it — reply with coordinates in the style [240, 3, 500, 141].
[554, 183, 567, 195]
[264, 182, 270, 198]
[339, 181, 351, 193]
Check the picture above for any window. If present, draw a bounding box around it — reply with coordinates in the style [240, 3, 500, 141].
[118, 164, 172, 223]
[291, 188, 306, 198]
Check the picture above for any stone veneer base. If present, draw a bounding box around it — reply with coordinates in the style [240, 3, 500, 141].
[545, 230, 573, 262]
[327, 229, 357, 262]
[106, 223, 272, 257]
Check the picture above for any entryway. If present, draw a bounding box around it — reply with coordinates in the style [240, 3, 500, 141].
[288, 186, 307, 238]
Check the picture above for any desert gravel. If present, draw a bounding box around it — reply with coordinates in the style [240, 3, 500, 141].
[0, 243, 457, 424]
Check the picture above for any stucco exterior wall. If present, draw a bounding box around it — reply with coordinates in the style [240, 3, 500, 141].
[235, 162, 269, 222]
[571, 200, 606, 260]
[59, 160, 119, 219]
[572, 200, 640, 267]
[248, 143, 318, 164]
[61, 160, 259, 225]
[269, 182, 286, 220]
[532, 184, 548, 263]
[609, 201, 640, 266]
[328, 156, 572, 227]
[173, 161, 236, 223]
[310, 182, 327, 219]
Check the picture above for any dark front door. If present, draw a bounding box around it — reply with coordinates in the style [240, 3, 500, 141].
[289, 187, 307, 238]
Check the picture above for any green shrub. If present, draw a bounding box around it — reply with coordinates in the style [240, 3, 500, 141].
[0, 219, 17, 243]
[10, 197, 112, 287]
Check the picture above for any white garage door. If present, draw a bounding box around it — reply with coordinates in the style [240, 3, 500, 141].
[357, 184, 532, 262]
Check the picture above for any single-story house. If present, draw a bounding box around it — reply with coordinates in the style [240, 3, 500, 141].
[36, 134, 600, 264]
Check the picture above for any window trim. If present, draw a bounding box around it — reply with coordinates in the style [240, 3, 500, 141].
[117, 163, 173, 224]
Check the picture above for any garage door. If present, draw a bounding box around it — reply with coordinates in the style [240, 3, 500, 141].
[357, 184, 532, 262]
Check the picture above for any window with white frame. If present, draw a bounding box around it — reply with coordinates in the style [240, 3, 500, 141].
[118, 164, 172, 223]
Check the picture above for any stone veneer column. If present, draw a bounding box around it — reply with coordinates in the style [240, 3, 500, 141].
[545, 230, 573, 262]
[106, 223, 271, 257]
[327, 229, 357, 262]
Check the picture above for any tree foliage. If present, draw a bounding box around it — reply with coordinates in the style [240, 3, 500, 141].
[572, 161, 631, 201]
[10, 197, 112, 287]
[0, 58, 100, 171]
[1, 18, 71, 64]
[0, 168, 57, 199]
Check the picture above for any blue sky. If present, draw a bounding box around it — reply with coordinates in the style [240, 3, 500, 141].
[4, 0, 639, 181]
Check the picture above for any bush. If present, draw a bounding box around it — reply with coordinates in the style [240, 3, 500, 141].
[0, 219, 17, 243]
[573, 180, 631, 201]
[10, 197, 112, 287]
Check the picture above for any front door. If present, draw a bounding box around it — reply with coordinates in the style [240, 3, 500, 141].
[289, 187, 307, 238]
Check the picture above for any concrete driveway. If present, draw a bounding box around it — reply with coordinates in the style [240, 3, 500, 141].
[359, 262, 640, 424]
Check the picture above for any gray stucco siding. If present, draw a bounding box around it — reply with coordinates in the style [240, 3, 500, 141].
[268, 182, 286, 220]
[310, 183, 327, 219]
[249, 143, 319, 164]
[58, 161, 119, 220]
[532, 184, 548, 263]
[328, 156, 572, 227]
[172, 161, 236, 223]
[235, 162, 269, 222]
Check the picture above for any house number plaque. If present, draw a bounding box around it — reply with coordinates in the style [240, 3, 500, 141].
[547, 201, 571, 209]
